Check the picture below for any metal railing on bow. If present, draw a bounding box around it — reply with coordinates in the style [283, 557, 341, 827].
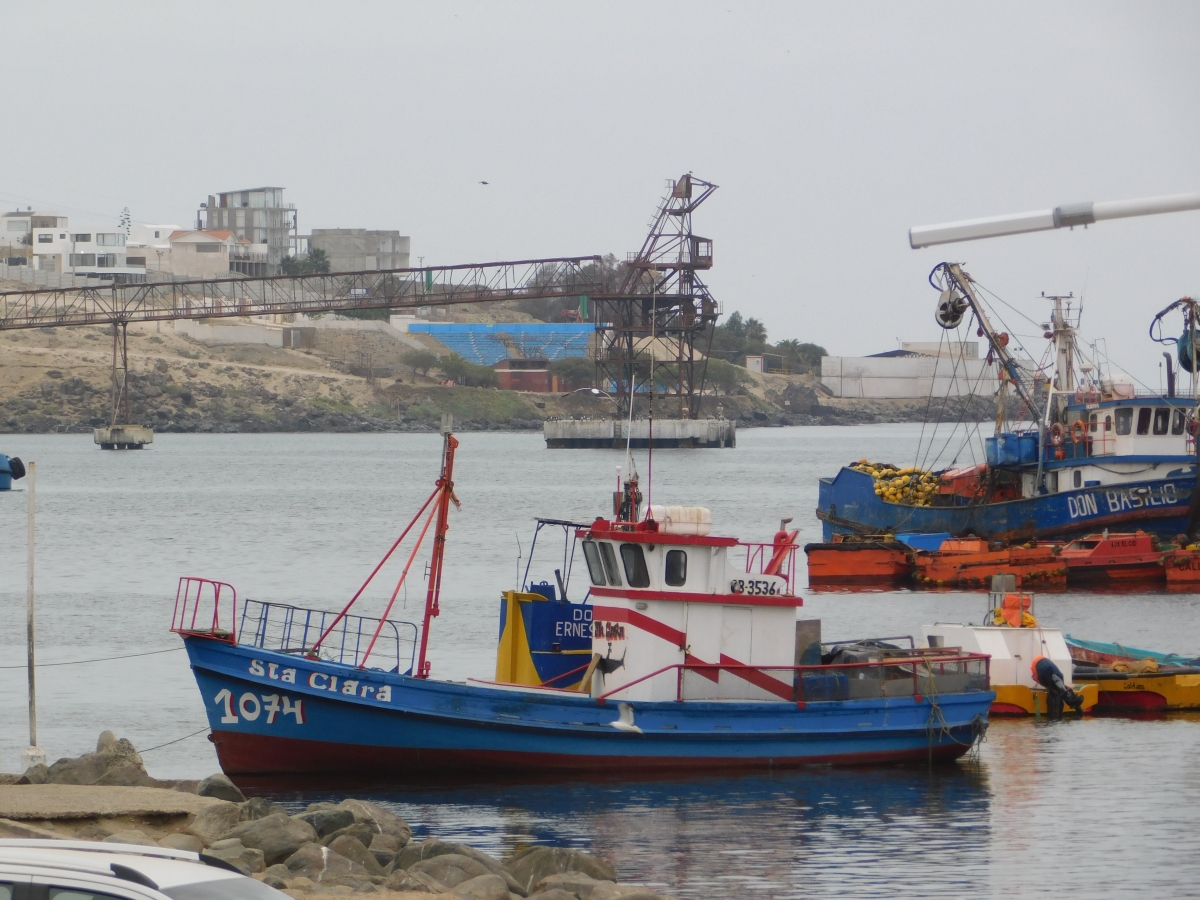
[237, 599, 417, 674]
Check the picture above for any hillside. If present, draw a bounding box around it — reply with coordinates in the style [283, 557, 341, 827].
[0, 321, 996, 435]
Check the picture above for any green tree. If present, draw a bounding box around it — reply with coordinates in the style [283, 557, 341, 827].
[550, 356, 594, 389]
[402, 348, 439, 376]
[705, 358, 752, 395]
[280, 249, 331, 276]
[442, 352, 497, 387]
[309, 248, 330, 274]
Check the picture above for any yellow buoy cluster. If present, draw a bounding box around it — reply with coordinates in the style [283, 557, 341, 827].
[849, 460, 940, 507]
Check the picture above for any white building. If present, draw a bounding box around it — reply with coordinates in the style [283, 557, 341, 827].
[1, 210, 65, 266]
[127, 223, 179, 273]
[821, 348, 999, 399]
[2, 209, 149, 280]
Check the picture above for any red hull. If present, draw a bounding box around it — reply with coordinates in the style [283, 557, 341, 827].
[1096, 690, 1168, 711]
[209, 729, 971, 778]
[1058, 532, 1166, 585]
[1164, 549, 1200, 584]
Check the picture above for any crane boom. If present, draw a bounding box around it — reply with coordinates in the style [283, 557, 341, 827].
[910, 190, 1200, 249]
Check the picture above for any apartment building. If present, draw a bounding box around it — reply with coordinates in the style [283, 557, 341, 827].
[197, 187, 296, 270]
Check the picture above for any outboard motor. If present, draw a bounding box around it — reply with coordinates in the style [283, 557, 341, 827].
[0, 455, 26, 491]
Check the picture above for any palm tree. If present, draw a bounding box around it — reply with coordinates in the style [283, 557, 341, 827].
[308, 248, 330, 274]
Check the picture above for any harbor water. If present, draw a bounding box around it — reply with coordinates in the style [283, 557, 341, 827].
[2, 426, 1199, 897]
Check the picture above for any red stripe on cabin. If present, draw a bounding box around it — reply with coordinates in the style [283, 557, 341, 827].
[591, 606, 792, 696]
[592, 605, 686, 645]
[720, 654, 793, 700]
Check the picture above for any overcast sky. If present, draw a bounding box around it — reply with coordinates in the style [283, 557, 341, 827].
[3, 2, 1198, 382]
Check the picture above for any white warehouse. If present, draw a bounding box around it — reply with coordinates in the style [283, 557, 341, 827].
[820, 344, 1001, 399]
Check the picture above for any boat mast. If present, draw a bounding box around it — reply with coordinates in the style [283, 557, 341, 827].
[938, 262, 1042, 423]
[416, 416, 460, 678]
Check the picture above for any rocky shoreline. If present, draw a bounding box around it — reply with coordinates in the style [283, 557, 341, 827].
[0, 732, 673, 900]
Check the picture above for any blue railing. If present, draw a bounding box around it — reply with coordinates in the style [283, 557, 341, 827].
[238, 599, 417, 674]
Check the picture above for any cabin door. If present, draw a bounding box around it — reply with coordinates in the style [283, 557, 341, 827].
[718, 606, 754, 699]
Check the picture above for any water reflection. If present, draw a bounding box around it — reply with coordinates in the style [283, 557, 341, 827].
[261, 762, 992, 899]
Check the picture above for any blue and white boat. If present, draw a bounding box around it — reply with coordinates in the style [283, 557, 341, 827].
[818, 265, 1199, 542]
[174, 428, 993, 778]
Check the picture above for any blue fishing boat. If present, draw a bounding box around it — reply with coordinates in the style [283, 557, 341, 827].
[174, 426, 993, 778]
[818, 265, 1199, 542]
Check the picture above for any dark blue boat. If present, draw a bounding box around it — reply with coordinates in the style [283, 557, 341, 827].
[818, 267, 1199, 542]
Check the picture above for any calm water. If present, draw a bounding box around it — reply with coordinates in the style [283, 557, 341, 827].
[2, 427, 1199, 898]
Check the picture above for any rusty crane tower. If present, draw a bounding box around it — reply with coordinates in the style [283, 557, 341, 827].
[593, 175, 720, 419]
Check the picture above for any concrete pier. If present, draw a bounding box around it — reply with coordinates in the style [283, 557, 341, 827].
[544, 418, 735, 449]
[93, 425, 154, 450]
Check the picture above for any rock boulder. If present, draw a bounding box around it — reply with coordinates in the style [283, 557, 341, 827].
[158, 834, 203, 853]
[451, 873, 511, 900]
[508, 848, 616, 893]
[407, 853, 492, 889]
[227, 813, 317, 866]
[283, 842, 371, 883]
[327, 834, 384, 876]
[186, 801, 243, 845]
[239, 797, 288, 821]
[296, 807, 356, 838]
[197, 773, 246, 803]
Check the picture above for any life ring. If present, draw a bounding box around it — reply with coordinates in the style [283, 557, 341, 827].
[1050, 423, 1064, 447]
[1071, 420, 1086, 444]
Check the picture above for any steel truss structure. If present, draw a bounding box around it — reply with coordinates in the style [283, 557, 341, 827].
[0, 257, 602, 429]
[593, 175, 720, 419]
[0, 257, 603, 331]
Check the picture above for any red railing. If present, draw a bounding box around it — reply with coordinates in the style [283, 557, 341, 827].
[740, 540, 799, 594]
[171, 577, 238, 644]
[595, 651, 991, 703]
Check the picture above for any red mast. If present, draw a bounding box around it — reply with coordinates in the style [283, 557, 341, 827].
[416, 419, 459, 678]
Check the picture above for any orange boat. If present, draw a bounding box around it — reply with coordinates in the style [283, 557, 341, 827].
[913, 538, 1066, 589]
[1054, 531, 1167, 585]
[804, 538, 912, 586]
[1162, 547, 1200, 587]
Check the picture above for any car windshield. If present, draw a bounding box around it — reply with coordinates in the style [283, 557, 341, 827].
[164, 879, 287, 899]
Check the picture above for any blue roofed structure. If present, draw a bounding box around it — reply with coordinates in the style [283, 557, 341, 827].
[407, 323, 592, 366]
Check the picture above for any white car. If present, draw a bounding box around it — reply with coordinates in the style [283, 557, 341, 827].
[0, 840, 288, 900]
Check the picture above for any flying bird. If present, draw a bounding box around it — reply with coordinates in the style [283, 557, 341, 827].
[479, 181, 489, 185]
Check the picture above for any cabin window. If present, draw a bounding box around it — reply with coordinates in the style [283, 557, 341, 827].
[1173, 409, 1186, 435]
[582, 541, 607, 586]
[1104, 415, 1112, 432]
[598, 542, 622, 586]
[1137, 408, 1152, 435]
[1089, 413, 1098, 433]
[665, 549, 687, 586]
[1153, 408, 1169, 435]
[620, 544, 651, 588]
[1073, 470, 1082, 488]
[1115, 408, 1132, 435]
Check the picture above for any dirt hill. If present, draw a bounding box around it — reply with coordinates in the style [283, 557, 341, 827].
[0, 320, 995, 435]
